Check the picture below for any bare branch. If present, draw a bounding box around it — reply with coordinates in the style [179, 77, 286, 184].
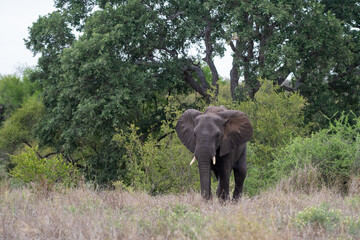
[43, 152, 58, 159]
[159, 47, 178, 57]
[23, 141, 43, 159]
[182, 66, 211, 101]
[202, 19, 219, 95]
[166, 11, 185, 21]
[156, 130, 175, 144]
[188, 64, 209, 90]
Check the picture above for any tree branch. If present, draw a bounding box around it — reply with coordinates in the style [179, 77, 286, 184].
[202, 18, 219, 96]
[166, 11, 185, 21]
[182, 66, 211, 101]
[23, 141, 43, 159]
[188, 64, 210, 90]
[23, 140, 60, 159]
[43, 152, 58, 159]
[156, 130, 175, 143]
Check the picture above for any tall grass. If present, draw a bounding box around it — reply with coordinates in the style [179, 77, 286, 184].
[1, 177, 359, 240]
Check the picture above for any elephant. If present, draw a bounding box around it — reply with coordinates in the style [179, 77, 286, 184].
[176, 106, 253, 201]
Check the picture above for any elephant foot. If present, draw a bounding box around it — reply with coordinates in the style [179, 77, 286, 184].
[217, 192, 230, 203]
[232, 192, 243, 202]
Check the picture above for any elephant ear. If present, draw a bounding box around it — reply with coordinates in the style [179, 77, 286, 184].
[175, 109, 202, 153]
[218, 110, 253, 157]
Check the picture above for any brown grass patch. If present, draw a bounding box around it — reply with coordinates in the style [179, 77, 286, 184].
[1, 180, 359, 239]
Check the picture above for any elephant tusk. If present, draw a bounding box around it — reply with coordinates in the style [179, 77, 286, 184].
[190, 156, 196, 165]
[212, 156, 216, 165]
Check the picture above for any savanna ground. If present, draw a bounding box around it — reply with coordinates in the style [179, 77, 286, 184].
[1, 179, 360, 240]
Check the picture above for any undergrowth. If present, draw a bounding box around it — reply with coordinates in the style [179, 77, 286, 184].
[1, 179, 360, 239]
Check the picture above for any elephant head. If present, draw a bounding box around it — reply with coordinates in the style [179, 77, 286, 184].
[176, 106, 253, 200]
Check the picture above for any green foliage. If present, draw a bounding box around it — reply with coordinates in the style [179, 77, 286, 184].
[24, 11, 75, 56]
[0, 71, 43, 180]
[241, 80, 306, 164]
[272, 113, 360, 191]
[114, 123, 199, 195]
[81, 144, 126, 186]
[344, 216, 360, 236]
[345, 196, 360, 210]
[0, 95, 44, 152]
[224, 0, 359, 122]
[9, 146, 79, 193]
[155, 203, 206, 239]
[294, 203, 342, 231]
[294, 202, 360, 236]
[0, 72, 41, 117]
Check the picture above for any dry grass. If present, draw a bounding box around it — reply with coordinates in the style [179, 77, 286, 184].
[1, 180, 360, 240]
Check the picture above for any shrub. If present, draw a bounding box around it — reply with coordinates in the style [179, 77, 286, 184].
[293, 203, 342, 231]
[9, 146, 79, 195]
[272, 113, 360, 191]
[343, 216, 360, 236]
[114, 124, 200, 195]
[154, 203, 205, 239]
[294, 201, 360, 236]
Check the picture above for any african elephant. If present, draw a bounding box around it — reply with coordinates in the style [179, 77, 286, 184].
[176, 106, 253, 201]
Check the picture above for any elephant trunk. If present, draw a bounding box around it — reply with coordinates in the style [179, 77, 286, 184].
[195, 146, 215, 200]
[194, 137, 217, 200]
[198, 160, 212, 200]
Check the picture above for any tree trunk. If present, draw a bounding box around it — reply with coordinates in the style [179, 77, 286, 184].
[230, 58, 240, 100]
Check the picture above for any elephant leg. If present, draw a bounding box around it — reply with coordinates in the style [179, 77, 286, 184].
[217, 167, 231, 201]
[233, 146, 247, 201]
[233, 167, 246, 201]
[216, 181, 221, 198]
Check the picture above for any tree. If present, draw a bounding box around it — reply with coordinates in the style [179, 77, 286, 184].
[0, 71, 40, 116]
[223, 0, 359, 126]
[0, 96, 44, 153]
[25, 2, 196, 183]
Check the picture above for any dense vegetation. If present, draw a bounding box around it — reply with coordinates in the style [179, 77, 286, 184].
[0, 0, 359, 199]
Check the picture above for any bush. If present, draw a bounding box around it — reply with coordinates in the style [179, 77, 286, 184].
[155, 203, 205, 239]
[9, 146, 79, 195]
[272, 113, 360, 192]
[294, 203, 342, 231]
[114, 123, 200, 195]
[294, 202, 360, 236]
